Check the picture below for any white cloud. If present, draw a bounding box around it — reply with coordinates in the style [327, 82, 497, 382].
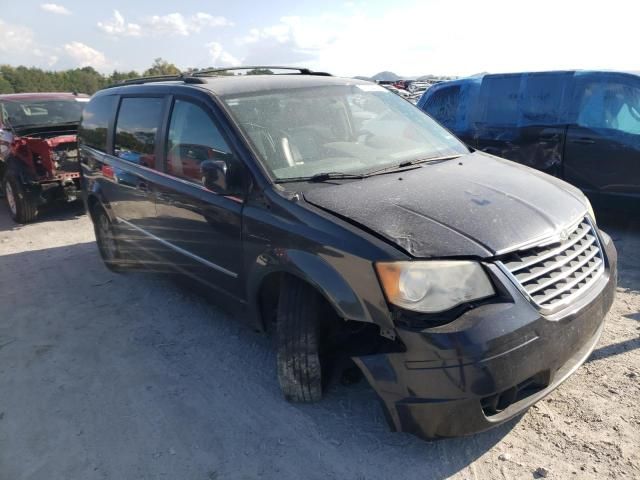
[206, 42, 240, 67]
[147, 12, 233, 36]
[98, 11, 233, 38]
[98, 10, 141, 37]
[147, 13, 191, 36]
[236, 16, 331, 66]
[0, 19, 60, 67]
[192, 13, 234, 30]
[234, 1, 640, 77]
[63, 41, 108, 69]
[0, 18, 36, 53]
[0, 18, 112, 71]
[40, 3, 71, 15]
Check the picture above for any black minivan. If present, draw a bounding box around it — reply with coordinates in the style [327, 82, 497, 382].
[79, 68, 617, 440]
[418, 70, 640, 209]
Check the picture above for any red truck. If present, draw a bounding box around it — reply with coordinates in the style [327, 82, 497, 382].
[0, 92, 88, 223]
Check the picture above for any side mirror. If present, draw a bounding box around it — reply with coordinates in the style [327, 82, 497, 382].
[201, 159, 238, 194]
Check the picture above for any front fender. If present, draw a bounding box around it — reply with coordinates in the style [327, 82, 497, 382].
[247, 248, 395, 338]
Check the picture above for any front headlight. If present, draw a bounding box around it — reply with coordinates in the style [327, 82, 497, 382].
[375, 261, 495, 313]
[585, 197, 596, 224]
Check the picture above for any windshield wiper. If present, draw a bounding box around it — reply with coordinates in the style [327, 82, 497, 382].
[275, 172, 366, 184]
[364, 154, 464, 177]
[275, 155, 464, 184]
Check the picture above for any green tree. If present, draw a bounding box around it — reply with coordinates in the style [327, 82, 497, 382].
[143, 58, 181, 76]
[246, 68, 273, 75]
[107, 70, 141, 84]
[0, 75, 14, 93]
[0, 61, 179, 95]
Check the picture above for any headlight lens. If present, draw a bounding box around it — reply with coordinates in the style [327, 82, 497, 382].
[375, 261, 495, 313]
[585, 197, 596, 224]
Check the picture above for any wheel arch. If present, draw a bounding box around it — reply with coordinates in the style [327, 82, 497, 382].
[247, 248, 373, 332]
[84, 181, 115, 223]
[3, 156, 30, 181]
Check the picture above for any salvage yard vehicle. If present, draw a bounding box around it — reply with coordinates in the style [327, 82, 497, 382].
[417, 70, 640, 210]
[79, 67, 617, 440]
[0, 92, 89, 223]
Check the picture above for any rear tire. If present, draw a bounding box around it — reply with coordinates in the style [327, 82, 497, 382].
[3, 174, 37, 223]
[276, 276, 324, 403]
[93, 207, 125, 272]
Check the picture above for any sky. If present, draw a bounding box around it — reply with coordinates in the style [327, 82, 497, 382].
[0, 0, 637, 78]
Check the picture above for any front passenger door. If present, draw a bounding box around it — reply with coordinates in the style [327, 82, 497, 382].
[154, 97, 245, 301]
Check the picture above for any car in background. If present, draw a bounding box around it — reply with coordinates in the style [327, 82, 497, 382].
[0, 92, 89, 222]
[417, 70, 640, 209]
[80, 68, 616, 440]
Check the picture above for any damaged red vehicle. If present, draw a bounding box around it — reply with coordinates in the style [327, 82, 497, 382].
[0, 92, 88, 223]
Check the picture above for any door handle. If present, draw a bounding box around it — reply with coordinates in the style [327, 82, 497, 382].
[571, 137, 596, 145]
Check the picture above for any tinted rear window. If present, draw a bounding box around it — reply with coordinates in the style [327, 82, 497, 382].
[79, 95, 116, 152]
[115, 97, 163, 167]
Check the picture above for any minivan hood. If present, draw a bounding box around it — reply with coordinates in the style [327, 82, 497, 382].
[304, 152, 588, 258]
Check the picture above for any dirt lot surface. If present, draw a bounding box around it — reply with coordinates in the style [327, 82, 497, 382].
[0, 204, 638, 480]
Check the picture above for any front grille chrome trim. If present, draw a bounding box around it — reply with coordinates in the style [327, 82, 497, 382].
[506, 222, 590, 273]
[496, 216, 605, 315]
[525, 247, 600, 295]
[517, 234, 597, 284]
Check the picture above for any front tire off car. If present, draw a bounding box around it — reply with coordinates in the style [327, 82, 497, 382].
[3, 174, 38, 224]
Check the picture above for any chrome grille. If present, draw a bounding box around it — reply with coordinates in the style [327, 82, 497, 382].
[498, 218, 605, 312]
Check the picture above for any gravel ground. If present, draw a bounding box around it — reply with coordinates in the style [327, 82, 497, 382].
[0, 203, 638, 480]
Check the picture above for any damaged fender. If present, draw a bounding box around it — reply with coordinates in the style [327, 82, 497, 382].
[246, 248, 396, 337]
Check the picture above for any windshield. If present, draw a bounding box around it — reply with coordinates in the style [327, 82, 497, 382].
[2, 98, 86, 129]
[222, 84, 468, 181]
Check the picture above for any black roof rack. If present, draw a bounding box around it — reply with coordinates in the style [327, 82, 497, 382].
[191, 66, 332, 77]
[105, 74, 207, 89]
[104, 66, 333, 89]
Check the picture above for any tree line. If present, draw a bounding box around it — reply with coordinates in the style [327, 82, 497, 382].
[0, 58, 202, 95]
[0, 58, 306, 96]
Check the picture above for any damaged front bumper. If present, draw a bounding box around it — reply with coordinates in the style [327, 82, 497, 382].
[26, 175, 81, 205]
[354, 231, 617, 440]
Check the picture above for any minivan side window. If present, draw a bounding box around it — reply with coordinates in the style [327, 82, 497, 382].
[577, 82, 640, 135]
[166, 99, 234, 184]
[519, 74, 568, 126]
[480, 75, 521, 126]
[114, 97, 163, 169]
[79, 95, 116, 152]
[424, 86, 461, 129]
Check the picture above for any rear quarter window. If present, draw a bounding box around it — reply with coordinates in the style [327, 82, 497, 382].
[78, 95, 117, 152]
[423, 86, 461, 129]
[479, 75, 522, 126]
[519, 74, 570, 125]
